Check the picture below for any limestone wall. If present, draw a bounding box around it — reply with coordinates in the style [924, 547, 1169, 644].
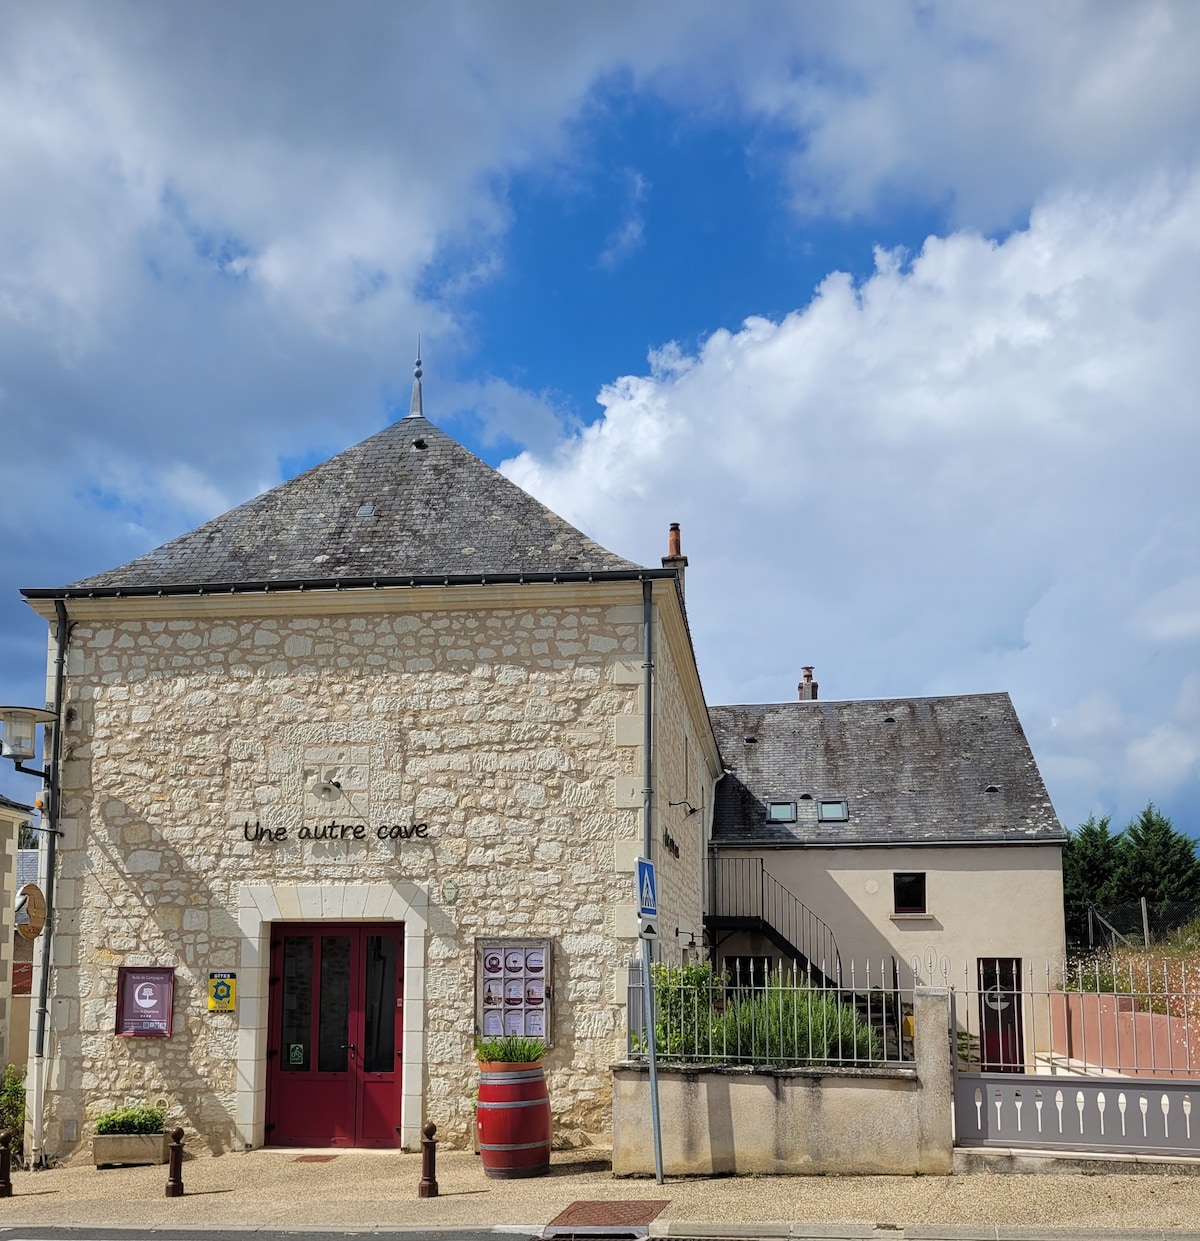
[647, 604, 713, 963]
[39, 581, 715, 1157]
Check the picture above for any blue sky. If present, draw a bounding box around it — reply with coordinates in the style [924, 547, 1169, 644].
[444, 92, 948, 431]
[1, 1, 1199, 840]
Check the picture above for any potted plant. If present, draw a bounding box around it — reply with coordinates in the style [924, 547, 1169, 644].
[92, 1104, 169, 1167]
[474, 1035, 550, 1178]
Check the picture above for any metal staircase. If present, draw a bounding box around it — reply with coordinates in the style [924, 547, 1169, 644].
[704, 856, 843, 987]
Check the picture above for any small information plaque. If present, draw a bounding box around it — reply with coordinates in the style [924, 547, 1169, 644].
[115, 966, 175, 1038]
[208, 971, 236, 1012]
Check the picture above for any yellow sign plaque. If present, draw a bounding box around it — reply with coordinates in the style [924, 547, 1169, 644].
[207, 972, 236, 1012]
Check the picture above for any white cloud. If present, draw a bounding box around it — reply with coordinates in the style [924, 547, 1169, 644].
[1136, 575, 1200, 641]
[504, 173, 1200, 829]
[720, 2, 1200, 228]
[4, 0, 1200, 827]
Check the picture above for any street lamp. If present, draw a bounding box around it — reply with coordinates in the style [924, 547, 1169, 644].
[0, 707, 57, 776]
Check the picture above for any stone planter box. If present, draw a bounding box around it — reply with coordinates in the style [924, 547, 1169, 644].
[92, 1132, 170, 1167]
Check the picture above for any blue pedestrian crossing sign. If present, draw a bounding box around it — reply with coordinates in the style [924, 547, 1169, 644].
[636, 858, 657, 918]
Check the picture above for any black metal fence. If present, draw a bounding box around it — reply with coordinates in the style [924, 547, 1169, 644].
[626, 957, 913, 1069]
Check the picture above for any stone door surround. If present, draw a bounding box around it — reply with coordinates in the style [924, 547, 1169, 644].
[236, 882, 428, 1149]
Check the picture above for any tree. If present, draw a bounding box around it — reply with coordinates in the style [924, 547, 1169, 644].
[1110, 803, 1200, 904]
[1062, 814, 1121, 945]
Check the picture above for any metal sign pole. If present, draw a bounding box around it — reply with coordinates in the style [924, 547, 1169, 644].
[640, 580, 664, 1185]
[641, 933, 664, 1185]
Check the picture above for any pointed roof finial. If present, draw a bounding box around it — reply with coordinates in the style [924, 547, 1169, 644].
[408, 335, 423, 417]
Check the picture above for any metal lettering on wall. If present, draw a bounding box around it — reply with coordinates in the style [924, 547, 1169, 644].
[241, 819, 431, 847]
[476, 937, 553, 1045]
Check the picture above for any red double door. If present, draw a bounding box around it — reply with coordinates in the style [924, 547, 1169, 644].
[266, 924, 404, 1147]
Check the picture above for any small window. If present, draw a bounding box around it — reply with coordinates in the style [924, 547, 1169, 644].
[766, 800, 796, 823]
[894, 872, 927, 914]
[817, 798, 848, 822]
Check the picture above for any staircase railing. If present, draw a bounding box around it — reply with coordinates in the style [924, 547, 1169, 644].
[708, 855, 842, 985]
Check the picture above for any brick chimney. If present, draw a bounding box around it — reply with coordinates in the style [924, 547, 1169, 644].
[798, 667, 818, 701]
[661, 522, 688, 600]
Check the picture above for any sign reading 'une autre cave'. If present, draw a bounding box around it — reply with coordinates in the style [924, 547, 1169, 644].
[242, 819, 431, 846]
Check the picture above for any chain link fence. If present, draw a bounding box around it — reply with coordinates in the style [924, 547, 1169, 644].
[1087, 900, 1200, 951]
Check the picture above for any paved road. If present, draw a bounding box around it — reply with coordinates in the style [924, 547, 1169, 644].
[6, 1228, 1200, 1241]
[0, 1231, 511, 1241]
[5, 1145, 1200, 1239]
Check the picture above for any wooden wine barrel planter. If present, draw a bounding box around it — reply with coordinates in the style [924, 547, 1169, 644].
[475, 1060, 551, 1179]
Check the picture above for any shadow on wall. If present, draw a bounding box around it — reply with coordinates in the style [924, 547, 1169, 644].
[65, 794, 239, 1156]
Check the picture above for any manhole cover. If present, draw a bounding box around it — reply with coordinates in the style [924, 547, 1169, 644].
[548, 1200, 669, 1227]
[293, 1154, 339, 1162]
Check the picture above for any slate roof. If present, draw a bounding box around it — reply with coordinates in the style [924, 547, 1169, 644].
[710, 693, 1064, 848]
[0, 792, 34, 816]
[34, 411, 642, 594]
[17, 849, 39, 886]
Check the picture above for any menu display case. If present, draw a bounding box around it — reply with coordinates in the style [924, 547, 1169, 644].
[475, 937, 553, 1045]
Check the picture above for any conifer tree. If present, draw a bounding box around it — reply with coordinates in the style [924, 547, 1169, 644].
[1062, 814, 1121, 945]
[1110, 803, 1200, 904]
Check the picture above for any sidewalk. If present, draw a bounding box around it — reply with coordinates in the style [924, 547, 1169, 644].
[1, 1145, 1200, 1237]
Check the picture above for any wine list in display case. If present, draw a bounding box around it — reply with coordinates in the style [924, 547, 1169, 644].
[475, 937, 553, 1044]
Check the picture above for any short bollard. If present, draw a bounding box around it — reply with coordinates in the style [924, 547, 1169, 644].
[418, 1121, 438, 1198]
[164, 1127, 185, 1198]
[0, 1130, 12, 1198]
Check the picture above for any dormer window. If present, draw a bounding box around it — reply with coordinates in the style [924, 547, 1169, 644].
[817, 799, 848, 823]
[766, 801, 796, 823]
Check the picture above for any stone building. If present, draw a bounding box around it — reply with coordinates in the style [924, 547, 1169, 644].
[15, 375, 1070, 1162]
[0, 793, 28, 1071]
[21, 378, 721, 1156]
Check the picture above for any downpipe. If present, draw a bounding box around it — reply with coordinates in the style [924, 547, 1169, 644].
[30, 598, 68, 1170]
[641, 578, 664, 1185]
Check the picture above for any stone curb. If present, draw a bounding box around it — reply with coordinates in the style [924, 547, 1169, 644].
[647, 1229, 1200, 1241]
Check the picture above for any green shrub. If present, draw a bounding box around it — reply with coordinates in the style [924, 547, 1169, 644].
[94, 1104, 165, 1135]
[0, 1065, 26, 1158]
[475, 1035, 546, 1064]
[713, 981, 879, 1065]
[644, 962, 879, 1067]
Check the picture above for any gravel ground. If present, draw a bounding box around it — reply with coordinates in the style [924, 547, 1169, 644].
[1, 1147, 1199, 1234]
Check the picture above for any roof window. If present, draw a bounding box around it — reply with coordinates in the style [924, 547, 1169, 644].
[817, 798, 849, 823]
[412, 437, 428, 450]
[985, 785, 1000, 794]
[743, 734, 757, 744]
[356, 504, 376, 517]
[798, 793, 813, 801]
[766, 801, 796, 824]
[883, 715, 896, 724]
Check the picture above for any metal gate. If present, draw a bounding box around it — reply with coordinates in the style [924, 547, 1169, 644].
[950, 958, 1200, 1158]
